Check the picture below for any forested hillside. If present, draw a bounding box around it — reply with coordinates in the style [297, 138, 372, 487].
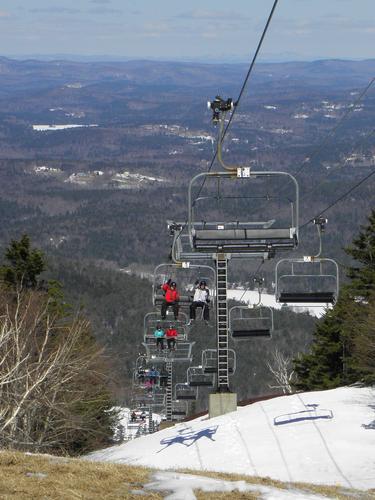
[0, 57, 374, 409]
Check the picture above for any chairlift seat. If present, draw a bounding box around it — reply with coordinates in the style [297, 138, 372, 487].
[154, 294, 192, 306]
[189, 379, 213, 387]
[176, 394, 197, 400]
[194, 228, 294, 240]
[193, 227, 297, 252]
[278, 292, 335, 303]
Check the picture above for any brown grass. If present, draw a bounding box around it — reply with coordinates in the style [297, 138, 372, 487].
[0, 451, 159, 499]
[0, 450, 373, 500]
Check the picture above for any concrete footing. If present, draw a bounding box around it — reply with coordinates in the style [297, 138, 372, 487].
[209, 392, 237, 418]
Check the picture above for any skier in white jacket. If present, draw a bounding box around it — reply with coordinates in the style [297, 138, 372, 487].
[189, 280, 210, 324]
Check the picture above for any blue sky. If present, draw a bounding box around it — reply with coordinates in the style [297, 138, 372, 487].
[1, 0, 374, 61]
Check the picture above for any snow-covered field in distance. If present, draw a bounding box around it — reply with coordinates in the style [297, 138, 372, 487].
[88, 386, 375, 494]
[228, 289, 329, 318]
[32, 124, 98, 131]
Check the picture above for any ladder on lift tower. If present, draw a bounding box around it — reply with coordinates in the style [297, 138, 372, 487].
[216, 255, 229, 391]
[166, 361, 173, 421]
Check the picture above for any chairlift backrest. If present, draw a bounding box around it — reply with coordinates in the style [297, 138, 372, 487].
[188, 171, 299, 254]
[229, 305, 273, 339]
[174, 383, 197, 400]
[143, 311, 189, 337]
[187, 366, 214, 387]
[275, 257, 339, 304]
[201, 349, 236, 374]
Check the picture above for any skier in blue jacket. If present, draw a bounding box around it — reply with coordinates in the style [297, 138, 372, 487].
[153, 324, 165, 351]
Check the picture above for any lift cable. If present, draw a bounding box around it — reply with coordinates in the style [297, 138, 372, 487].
[293, 76, 375, 179]
[303, 127, 375, 200]
[192, 0, 280, 207]
[236, 80, 375, 221]
[300, 168, 375, 229]
[237, 259, 266, 303]
[219, 0, 280, 147]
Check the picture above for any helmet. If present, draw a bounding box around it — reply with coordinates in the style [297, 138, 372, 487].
[199, 280, 207, 286]
[170, 281, 177, 287]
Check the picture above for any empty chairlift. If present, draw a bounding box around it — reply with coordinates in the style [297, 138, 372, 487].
[187, 366, 214, 387]
[174, 383, 197, 401]
[229, 305, 274, 339]
[275, 218, 339, 304]
[201, 349, 236, 374]
[275, 257, 339, 304]
[187, 169, 299, 256]
[171, 400, 188, 419]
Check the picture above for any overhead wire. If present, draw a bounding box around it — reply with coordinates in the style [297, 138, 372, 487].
[237, 258, 266, 303]
[192, 0, 280, 206]
[241, 76, 375, 220]
[300, 168, 375, 229]
[302, 126, 375, 201]
[292, 76, 375, 178]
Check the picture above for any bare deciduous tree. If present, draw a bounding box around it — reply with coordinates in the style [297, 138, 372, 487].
[267, 348, 295, 394]
[0, 288, 116, 453]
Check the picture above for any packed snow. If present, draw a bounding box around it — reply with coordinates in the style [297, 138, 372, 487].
[227, 289, 328, 318]
[32, 124, 98, 131]
[88, 386, 375, 497]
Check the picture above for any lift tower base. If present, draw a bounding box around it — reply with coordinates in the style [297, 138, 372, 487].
[209, 392, 237, 419]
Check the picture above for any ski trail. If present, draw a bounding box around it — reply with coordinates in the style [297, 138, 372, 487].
[228, 413, 259, 476]
[295, 393, 353, 489]
[259, 402, 293, 482]
[181, 423, 204, 470]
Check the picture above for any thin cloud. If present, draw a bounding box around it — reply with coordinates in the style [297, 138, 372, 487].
[176, 9, 250, 21]
[0, 10, 10, 17]
[29, 8, 81, 14]
[88, 7, 122, 15]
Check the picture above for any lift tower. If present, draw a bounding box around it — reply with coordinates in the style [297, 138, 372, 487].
[170, 96, 299, 417]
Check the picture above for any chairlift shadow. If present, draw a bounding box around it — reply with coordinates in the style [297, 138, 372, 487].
[158, 425, 218, 452]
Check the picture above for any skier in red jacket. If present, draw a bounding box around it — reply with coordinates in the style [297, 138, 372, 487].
[161, 279, 179, 320]
[165, 324, 178, 351]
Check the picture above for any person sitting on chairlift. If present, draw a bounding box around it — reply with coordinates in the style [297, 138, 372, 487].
[165, 324, 178, 351]
[161, 279, 179, 320]
[189, 280, 210, 324]
[153, 323, 165, 351]
[148, 366, 159, 385]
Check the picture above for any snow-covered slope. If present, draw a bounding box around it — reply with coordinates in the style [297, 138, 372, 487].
[88, 386, 375, 491]
[227, 289, 328, 317]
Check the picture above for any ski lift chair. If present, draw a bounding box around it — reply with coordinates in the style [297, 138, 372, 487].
[143, 311, 189, 341]
[171, 400, 188, 419]
[153, 262, 216, 309]
[201, 349, 236, 374]
[275, 257, 339, 304]
[229, 305, 273, 339]
[275, 218, 339, 304]
[174, 383, 197, 401]
[187, 366, 214, 387]
[188, 170, 299, 255]
[142, 340, 195, 363]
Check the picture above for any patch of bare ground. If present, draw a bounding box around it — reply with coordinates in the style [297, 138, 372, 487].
[0, 450, 373, 499]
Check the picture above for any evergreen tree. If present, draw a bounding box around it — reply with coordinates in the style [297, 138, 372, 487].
[294, 209, 375, 390]
[0, 234, 45, 289]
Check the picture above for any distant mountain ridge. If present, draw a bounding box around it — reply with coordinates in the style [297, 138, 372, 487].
[0, 56, 374, 94]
